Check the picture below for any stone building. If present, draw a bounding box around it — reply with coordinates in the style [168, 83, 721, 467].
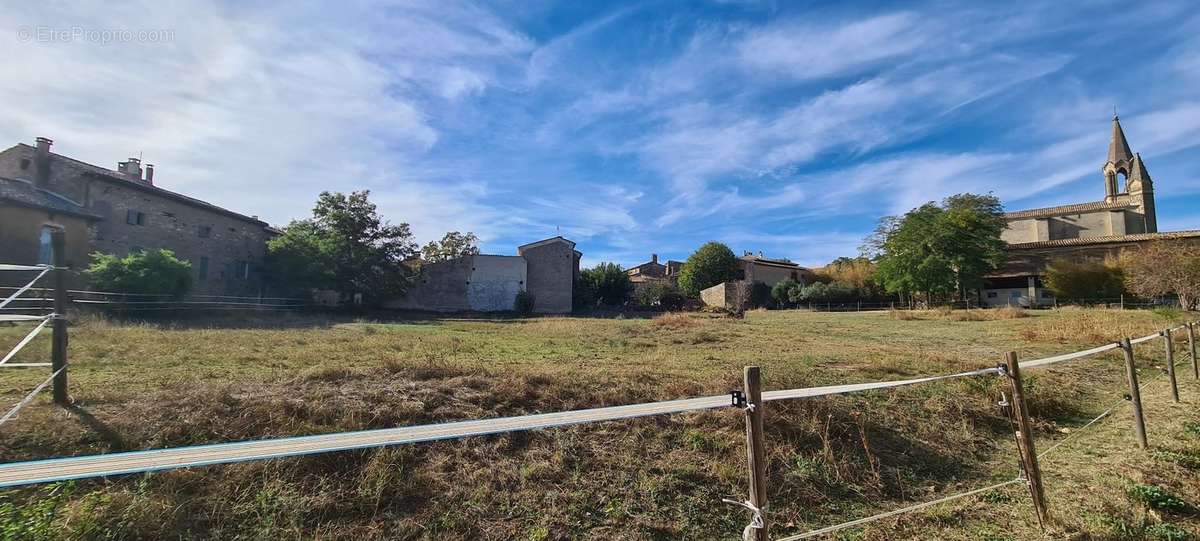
[386, 236, 580, 314]
[984, 116, 1200, 306]
[735, 252, 812, 288]
[0, 138, 274, 295]
[626, 253, 684, 295]
[0, 176, 100, 288]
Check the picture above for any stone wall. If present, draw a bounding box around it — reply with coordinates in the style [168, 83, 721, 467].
[519, 239, 575, 314]
[700, 281, 750, 311]
[1002, 210, 1149, 244]
[385, 255, 528, 312]
[466, 255, 526, 311]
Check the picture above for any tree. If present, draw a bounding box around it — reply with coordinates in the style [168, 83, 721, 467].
[1123, 241, 1200, 310]
[819, 257, 881, 298]
[1042, 259, 1125, 301]
[771, 278, 801, 307]
[793, 282, 855, 303]
[868, 193, 1006, 301]
[580, 262, 632, 306]
[677, 242, 739, 297]
[636, 281, 683, 309]
[421, 231, 480, 263]
[86, 249, 193, 298]
[266, 190, 417, 303]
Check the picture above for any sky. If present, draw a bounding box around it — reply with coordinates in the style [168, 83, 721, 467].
[3, 1, 1200, 268]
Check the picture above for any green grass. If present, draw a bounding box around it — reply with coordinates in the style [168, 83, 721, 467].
[0, 307, 1195, 540]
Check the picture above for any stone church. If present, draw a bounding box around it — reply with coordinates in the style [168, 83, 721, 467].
[983, 115, 1200, 306]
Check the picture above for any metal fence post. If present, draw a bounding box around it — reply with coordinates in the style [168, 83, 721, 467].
[1164, 329, 1179, 402]
[1121, 338, 1147, 449]
[50, 230, 70, 406]
[742, 366, 768, 541]
[1004, 352, 1049, 527]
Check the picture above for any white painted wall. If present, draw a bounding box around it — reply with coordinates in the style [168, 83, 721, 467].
[467, 255, 527, 311]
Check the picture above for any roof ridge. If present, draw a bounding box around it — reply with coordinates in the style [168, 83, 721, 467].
[1004, 200, 1133, 219]
[1007, 230, 1200, 249]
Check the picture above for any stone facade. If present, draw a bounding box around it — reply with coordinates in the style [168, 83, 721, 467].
[388, 236, 578, 314]
[700, 280, 751, 311]
[736, 254, 811, 288]
[985, 116, 1197, 305]
[0, 138, 273, 295]
[518, 236, 579, 314]
[0, 178, 97, 289]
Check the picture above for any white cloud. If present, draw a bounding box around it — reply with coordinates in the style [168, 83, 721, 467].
[737, 12, 926, 80]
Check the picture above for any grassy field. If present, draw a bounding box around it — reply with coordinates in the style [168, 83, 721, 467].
[0, 307, 1197, 540]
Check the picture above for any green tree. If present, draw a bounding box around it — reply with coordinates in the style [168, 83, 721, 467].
[421, 231, 480, 263]
[867, 193, 1006, 301]
[1042, 259, 1125, 300]
[86, 249, 193, 298]
[770, 278, 801, 307]
[677, 242, 739, 297]
[266, 190, 417, 303]
[580, 262, 632, 306]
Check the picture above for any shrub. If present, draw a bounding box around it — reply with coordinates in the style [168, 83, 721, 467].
[771, 279, 801, 307]
[1128, 484, 1193, 514]
[677, 242, 739, 297]
[1043, 259, 1125, 300]
[792, 282, 856, 303]
[1123, 241, 1200, 310]
[514, 291, 535, 315]
[85, 249, 193, 298]
[749, 282, 772, 308]
[580, 263, 632, 306]
[636, 282, 684, 310]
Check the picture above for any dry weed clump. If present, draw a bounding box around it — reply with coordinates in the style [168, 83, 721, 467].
[1017, 306, 1169, 344]
[652, 312, 700, 329]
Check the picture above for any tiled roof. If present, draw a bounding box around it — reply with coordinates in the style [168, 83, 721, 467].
[740, 255, 804, 270]
[0, 176, 101, 219]
[1004, 200, 1133, 219]
[1007, 230, 1200, 249]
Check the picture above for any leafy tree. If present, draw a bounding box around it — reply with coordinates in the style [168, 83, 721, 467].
[580, 262, 632, 306]
[867, 193, 1006, 301]
[771, 278, 801, 307]
[636, 281, 681, 308]
[266, 190, 417, 303]
[1042, 259, 1125, 301]
[86, 249, 193, 298]
[1123, 241, 1200, 310]
[421, 231, 480, 263]
[514, 290, 536, 315]
[820, 257, 881, 297]
[677, 242, 739, 297]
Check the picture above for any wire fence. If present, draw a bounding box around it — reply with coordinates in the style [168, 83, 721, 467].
[0, 285, 309, 313]
[1, 252, 1198, 538]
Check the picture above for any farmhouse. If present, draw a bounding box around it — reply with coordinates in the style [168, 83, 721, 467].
[984, 116, 1200, 306]
[0, 137, 274, 295]
[386, 236, 581, 314]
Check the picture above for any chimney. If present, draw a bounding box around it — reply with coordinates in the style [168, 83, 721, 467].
[118, 158, 143, 181]
[33, 137, 52, 187]
[145, 164, 154, 184]
[651, 253, 658, 264]
[758, 251, 764, 258]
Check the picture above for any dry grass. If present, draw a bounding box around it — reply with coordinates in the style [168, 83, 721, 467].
[0, 308, 1194, 540]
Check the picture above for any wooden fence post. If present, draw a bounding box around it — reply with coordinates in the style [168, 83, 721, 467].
[1004, 352, 1049, 527]
[50, 230, 70, 406]
[742, 366, 768, 541]
[1164, 329, 1179, 402]
[1121, 338, 1147, 449]
[1189, 322, 1198, 380]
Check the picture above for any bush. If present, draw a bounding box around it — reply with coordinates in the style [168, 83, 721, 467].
[85, 249, 193, 298]
[1043, 259, 1125, 300]
[636, 282, 684, 310]
[771, 279, 802, 307]
[749, 282, 772, 308]
[514, 291, 535, 315]
[580, 263, 632, 306]
[677, 242, 739, 297]
[792, 282, 856, 303]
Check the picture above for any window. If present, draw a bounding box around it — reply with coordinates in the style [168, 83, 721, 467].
[125, 209, 145, 226]
[198, 257, 209, 280]
[37, 226, 55, 265]
[239, 261, 250, 280]
[986, 291, 998, 298]
[19, 158, 30, 170]
[198, 225, 212, 238]
[1010, 291, 1022, 298]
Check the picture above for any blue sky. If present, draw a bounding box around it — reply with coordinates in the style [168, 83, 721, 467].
[4, 1, 1200, 268]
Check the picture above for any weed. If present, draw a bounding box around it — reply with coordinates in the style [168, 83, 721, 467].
[1147, 523, 1195, 541]
[1155, 450, 1200, 470]
[1129, 484, 1194, 514]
